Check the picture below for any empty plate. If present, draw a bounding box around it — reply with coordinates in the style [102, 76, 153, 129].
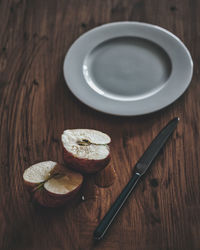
[63, 22, 193, 116]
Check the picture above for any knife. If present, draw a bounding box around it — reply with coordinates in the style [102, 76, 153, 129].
[93, 117, 179, 240]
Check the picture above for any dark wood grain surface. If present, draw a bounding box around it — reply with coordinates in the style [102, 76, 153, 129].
[0, 0, 199, 249]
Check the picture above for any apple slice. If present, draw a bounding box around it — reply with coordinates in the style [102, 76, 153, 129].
[23, 161, 56, 189]
[23, 161, 83, 207]
[94, 164, 117, 188]
[61, 129, 111, 174]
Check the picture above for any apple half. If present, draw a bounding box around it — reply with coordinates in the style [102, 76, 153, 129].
[23, 161, 83, 207]
[61, 129, 111, 174]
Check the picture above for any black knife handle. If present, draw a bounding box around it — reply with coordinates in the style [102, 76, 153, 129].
[93, 172, 141, 240]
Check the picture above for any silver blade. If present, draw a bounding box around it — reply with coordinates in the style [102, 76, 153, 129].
[135, 117, 179, 175]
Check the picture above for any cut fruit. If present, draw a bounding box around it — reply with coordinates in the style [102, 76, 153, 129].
[44, 169, 83, 195]
[61, 129, 111, 174]
[23, 161, 56, 189]
[94, 164, 117, 188]
[23, 161, 83, 207]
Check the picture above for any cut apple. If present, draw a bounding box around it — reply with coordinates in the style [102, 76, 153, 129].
[61, 129, 111, 174]
[23, 161, 83, 207]
[23, 161, 56, 189]
[94, 164, 117, 188]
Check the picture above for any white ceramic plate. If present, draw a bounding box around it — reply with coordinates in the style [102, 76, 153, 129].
[63, 22, 193, 116]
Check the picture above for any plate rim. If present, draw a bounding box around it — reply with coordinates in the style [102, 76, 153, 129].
[63, 21, 193, 116]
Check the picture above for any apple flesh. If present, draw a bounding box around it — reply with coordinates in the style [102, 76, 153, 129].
[23, 161, 83, 207]
[23, 161, 56, 189]
[61, 129, 111, 174]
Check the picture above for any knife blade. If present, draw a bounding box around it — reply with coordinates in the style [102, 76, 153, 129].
[93, 117, 179, 240]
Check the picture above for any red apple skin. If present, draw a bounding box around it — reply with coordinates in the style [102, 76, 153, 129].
[33, 183, 82, 208]
[63, 146, 111, 174]
[23, 180, 39, 192]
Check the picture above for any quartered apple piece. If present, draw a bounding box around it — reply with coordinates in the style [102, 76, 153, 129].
[23, 161, 83, 207]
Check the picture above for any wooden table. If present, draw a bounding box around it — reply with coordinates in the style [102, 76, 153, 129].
[0, 0, 199, 249]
